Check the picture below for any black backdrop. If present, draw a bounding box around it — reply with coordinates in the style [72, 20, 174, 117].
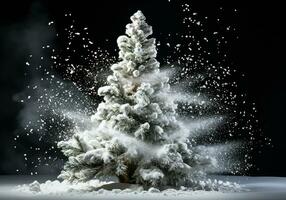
[0, 0, 285, 176]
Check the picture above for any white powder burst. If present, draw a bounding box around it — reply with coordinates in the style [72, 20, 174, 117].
[14, 1, 266, 195]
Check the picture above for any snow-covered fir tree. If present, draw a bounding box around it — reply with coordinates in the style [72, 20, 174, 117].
[58, 10, 216, 188]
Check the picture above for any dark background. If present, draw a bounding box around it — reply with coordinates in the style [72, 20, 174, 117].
[0, 0, 285, 176]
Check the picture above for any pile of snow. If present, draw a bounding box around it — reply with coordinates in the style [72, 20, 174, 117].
[16, 179, 111, 194]
[15, 178, 241, 197]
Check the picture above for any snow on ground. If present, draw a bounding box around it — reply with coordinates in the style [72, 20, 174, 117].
[0, 175, 286, 200]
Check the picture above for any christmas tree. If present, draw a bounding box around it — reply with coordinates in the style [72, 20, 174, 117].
[58, 10, 216, 188]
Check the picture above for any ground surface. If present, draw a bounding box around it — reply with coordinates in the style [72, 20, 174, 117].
[0, 175, 286, 200]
